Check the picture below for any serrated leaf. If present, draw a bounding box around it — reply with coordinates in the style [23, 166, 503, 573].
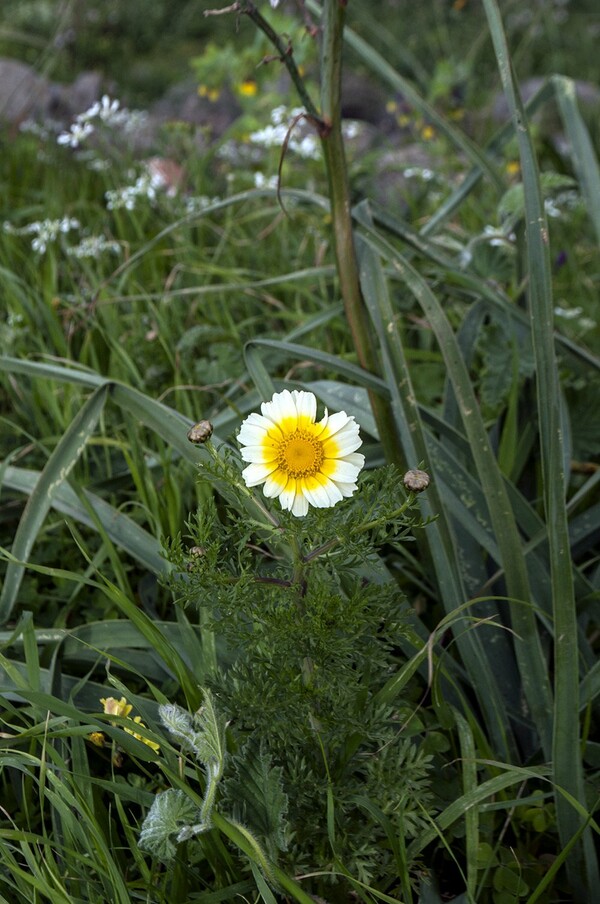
[160, 691, 226, 773]
[224, 738, 289, 859]
[476, 318, 534, 419]
[138, 790, 201, 861]
[498, 172, 577, 222]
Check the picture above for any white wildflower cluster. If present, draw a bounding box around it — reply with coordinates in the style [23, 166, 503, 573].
[66, 236, 122, 259]
[184, 195, 221, 215]
[544, 191, 581, 220]
[248, 105, 321, 160]
[342, 121, 362, 140]
[482, 224, 516, 247]
[253, 171, 278, 190]
[216, 140, 262, 165]
[458, 225, 516, 268]
[554, 305, 584, 320]
[57, 95, 147, 149]
[19, 119, 54, 140]
[105, 171, 159, 211]
[402, 166, 436, 182]
[554, 305, 595, 331]
[3, 217, 80, 255]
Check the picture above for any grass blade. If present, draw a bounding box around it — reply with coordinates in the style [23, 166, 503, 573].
[356, 217, 553, 756]
[0, 384, 110, 624]
[481, 0, 600, 894]
[552, 75, 600, 244]
[2, 465, 168, 576]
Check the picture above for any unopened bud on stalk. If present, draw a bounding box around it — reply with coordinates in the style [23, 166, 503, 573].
[187, 420, 213, 444]
[403, 468, 430, 493]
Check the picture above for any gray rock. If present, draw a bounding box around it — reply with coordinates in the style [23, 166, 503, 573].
[0, 56, 106, 127]
[0, 58, 50, 123]
[150, 78, 241, 137]
[492, 77, 600, 122]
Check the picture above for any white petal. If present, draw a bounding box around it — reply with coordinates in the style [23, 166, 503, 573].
[302, 475, 342, 508]
[323, 424, 362, 456]
[238, 412, 279, 445]
[240, 411, 272, 432]
[322, 410, 350, 436]
[242, 461, 277, 486]
[300, 481, 329, 509]
[291, 390, 317, 423]
[343, 452, 365, 468]
[278, 476, 297, 512]
[322, 456, 364, 482]
[312, 408, 330, 436]
[261, 389, 294, 425]
[263, 471, 287, 498]
[331, 480, 358, 498]
[238, 424, 267, 446]
[240, 444, 278, 463]
[291, 492, 309, 517]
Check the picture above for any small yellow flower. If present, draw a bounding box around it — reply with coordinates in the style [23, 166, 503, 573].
[421, 125, 436, 141]
[386, 100, 398, 114]
[99, 696, 160, 754]
[198, 85, 220, 102]
[239, 80, 258, 97]
[506, 160, 521, 177]
[124, 716, 161, 753]
[238, 389, 365, 518]
[88, 731, 106, 747]
[101, 696, 133, 718]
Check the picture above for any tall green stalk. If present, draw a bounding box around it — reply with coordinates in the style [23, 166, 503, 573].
[318, 0, 400, 467]
[481, 0, 599, 897]
[225, 1, 399, 461]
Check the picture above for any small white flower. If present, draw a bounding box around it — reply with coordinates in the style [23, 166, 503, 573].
[544, 198, 562, 218]
[554, 305, 583, 320]
[57, 120, 94, 148]
[67, 235, 122, 259]
[4, 217, 79, 254]
[254, 171, 278, 190]
[238, 389, 365, 518]
[270, 0, 281, 7]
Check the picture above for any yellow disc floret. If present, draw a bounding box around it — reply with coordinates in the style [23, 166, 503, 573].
[277, 430, 325, 478]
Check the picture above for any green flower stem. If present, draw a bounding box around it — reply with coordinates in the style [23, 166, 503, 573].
[206, 2, 321, 121]
[200, 761, 222, 826]
[223, 0, 401, 467]
[290, 532, 322, 731]
[303, 495, 417, 563]
[319, 0, 401, 467]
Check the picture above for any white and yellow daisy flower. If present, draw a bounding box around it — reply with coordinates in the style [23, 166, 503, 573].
[238, 389, 365, 517]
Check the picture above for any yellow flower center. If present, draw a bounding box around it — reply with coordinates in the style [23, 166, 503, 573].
[276, 430, 324, 478]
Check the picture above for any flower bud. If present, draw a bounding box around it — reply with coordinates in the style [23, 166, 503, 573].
[187, 420, 213, 444]
[403, 468, 430, 493]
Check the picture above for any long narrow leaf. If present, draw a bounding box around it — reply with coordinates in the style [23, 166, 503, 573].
[553, 75, 600, 245]
[355, 227, 517, 758]
[356, 218, 553, 756]
[2, 465, 168, 576]
[0, 384, 110, 623]
[481, 0, 599, 894]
